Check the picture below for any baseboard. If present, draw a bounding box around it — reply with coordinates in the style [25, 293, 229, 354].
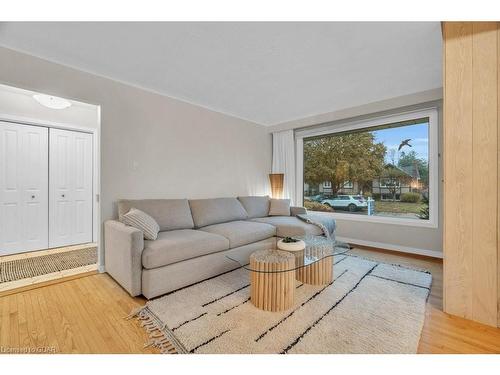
[0, 270, 98, 297]
[336, 236, 443, 259]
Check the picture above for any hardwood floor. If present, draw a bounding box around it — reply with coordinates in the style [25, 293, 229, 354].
[0, 247, 499, 354]
[0, 272, 155, 353]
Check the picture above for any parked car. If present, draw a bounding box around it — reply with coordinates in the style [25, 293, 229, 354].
[352, 195, 366, 203]
[321, 195, 368, 212]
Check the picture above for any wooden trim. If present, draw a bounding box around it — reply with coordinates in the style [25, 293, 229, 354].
[0, 270, 98, 298]
[337, 236, 443, 259]
[443, 22, 500, 327]
[498, 22, 500, 328]
[444, 22, 474, 320]
[352, 243, 443, 263]
[471, 22, 498, 326]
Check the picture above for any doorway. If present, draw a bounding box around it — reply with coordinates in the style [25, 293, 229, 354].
[0, 122, 94, 255]
[0, 83, 100, 293]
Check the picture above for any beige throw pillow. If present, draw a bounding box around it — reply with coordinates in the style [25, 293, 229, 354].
[268, 198, 291, 216]
[122, 208, 160, 240]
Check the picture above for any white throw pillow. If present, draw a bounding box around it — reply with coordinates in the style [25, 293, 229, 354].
[122, 208, 160, 240]
[268, 198, 291, 216]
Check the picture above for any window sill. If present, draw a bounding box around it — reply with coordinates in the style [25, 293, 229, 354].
[309, 210, 438, 228]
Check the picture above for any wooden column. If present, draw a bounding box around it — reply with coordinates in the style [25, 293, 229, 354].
[497, 23, 500, 329]
[443, 22, 500, 327]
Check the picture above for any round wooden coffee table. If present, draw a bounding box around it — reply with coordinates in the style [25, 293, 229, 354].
[226, 236, 336, 312]
[249, 249, 295, 312]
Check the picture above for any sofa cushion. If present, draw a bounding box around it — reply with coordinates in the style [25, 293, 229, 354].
[122, 208, 160, 240]
[189, 198, 248, 228]
[118, 199, 194, 231]
[199, 220, 276, 248]
[269, 198, 291, 216]
[251, 216, 323, 237]
[237, 196, 270, 219]
[142, 229, 229, 269]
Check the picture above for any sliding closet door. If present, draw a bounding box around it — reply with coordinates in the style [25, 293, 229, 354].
[0, 121, 49, 255]
[49, 128, 93, 248]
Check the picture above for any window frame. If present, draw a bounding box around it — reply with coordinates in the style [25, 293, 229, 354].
[343, 181, 353, 188]
[295, 108, 439, 228]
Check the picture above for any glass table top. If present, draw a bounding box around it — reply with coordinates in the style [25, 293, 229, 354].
[225, 235, 349, 273]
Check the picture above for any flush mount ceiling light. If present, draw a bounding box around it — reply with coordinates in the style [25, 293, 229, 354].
[33, 94, 72, 109]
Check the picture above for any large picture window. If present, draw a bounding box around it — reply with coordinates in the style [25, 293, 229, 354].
[296, 109, 438, 227]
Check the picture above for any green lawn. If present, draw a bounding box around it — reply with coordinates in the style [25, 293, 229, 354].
[374, 201, 425, 215]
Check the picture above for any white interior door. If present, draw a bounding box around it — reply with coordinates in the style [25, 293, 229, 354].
[49, 128, 93, 248]
[0, 121, 49, 255]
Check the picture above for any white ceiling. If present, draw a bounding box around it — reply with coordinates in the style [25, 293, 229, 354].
[0, 22, 442, 126]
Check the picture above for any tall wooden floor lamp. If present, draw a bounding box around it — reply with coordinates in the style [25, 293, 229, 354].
[269, 173, 284, 199]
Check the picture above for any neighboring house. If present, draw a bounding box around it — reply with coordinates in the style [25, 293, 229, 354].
[372, 164, 420, 201]
[373, 163, 420, 200]
[305, 163, 422, 201]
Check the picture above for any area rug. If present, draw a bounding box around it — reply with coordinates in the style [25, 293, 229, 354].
[0, 247, 97, 283]
[130, 253, 432, 354]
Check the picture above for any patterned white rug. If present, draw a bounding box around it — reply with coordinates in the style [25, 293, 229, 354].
[130, 253, 432, 354]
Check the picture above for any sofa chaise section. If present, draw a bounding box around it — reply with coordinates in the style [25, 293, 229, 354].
[251, 216, 323, 237]
[237, 196, 321, 237]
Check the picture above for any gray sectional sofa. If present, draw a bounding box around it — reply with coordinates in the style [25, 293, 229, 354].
[104, 196, 323, 299]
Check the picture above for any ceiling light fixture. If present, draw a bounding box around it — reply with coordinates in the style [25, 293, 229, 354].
[33, 94, 72, 109]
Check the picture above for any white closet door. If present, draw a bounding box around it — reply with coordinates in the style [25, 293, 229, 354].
[49, 128, 93, 248]
[0, 121, 49, 255]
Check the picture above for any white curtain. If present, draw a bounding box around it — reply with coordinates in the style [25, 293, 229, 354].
[272, 130, 296, 205]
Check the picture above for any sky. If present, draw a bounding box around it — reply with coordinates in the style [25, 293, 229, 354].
[372, 122, 429, 163]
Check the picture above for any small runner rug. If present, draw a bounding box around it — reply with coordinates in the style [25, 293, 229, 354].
[130, 253, 432, 354]
[0, 247, 97, 283]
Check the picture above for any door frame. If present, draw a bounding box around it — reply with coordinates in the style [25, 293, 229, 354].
[0, 112, 102, 271]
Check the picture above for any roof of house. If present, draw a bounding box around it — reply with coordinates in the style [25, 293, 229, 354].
[384, 163, 420, 180]
[399, 163, 421, 180]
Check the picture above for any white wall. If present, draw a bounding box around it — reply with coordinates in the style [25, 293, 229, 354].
[0, 46, 272, 265]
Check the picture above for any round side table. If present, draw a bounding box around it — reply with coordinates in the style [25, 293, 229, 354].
[249, 249, 295, 312]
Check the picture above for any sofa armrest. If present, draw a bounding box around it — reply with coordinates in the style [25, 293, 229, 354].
[290, 206, 307, 216]
[104, 220, 144, 297]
